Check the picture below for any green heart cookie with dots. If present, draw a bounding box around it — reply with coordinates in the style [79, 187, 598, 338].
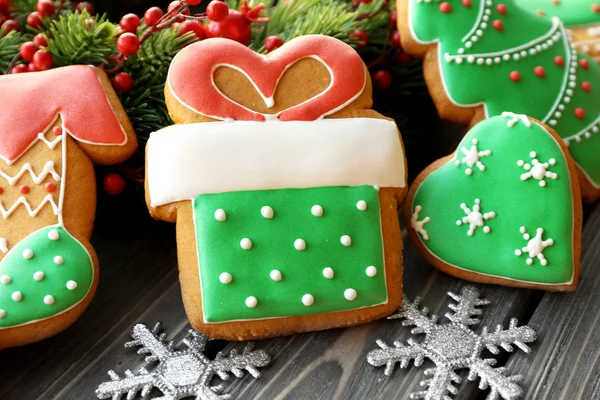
[406, 113, 581, 290]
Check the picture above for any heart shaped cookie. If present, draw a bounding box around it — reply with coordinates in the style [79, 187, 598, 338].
[405, 113, 582, 290]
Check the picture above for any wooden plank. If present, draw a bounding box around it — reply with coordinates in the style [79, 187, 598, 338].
[505, 203, 600, 400]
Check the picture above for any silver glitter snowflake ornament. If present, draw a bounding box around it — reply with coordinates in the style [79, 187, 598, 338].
[96, 322, 271, 400]
[367, 287, 537, 400]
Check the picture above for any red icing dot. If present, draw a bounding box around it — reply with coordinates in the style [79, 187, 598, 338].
[44, 182, 56, 192]
[554, 56, 564, 67]
[534, 66, 546, 77]
[462, 0, 472, 7]
[574, 108, 585, 119]
[582, 81, 592, 92]
[439, 2, 452, 13]
[492, 20, 504, 31]
[592, 3, 600, 13]
[19, 185, 30, 194]
[0, 187, 4, 195]
[52, 126, 63, 136]
[509, 71, 521, 82]
[580, 59, 590, 70]
[496, 4, 507, 15]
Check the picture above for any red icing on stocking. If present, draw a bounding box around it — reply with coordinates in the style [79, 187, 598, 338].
[0, 65, 128, 164]
[167, 35, 366, 121]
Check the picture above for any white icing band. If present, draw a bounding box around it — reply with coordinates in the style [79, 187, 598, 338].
[147, 118, 405, 207]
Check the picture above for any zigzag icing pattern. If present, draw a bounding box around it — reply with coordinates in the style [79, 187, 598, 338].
[37, 132, 63, 150]
[0, 161, 61, 186]
[0, 194, 60, 219]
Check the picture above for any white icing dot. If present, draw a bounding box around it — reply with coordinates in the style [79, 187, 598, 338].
[517, 160, 524, 167]
[340, 235, 352, 247]
[366, 266, 377, 277]
[66, 280, 78, 290]
[12, 291, 22, 302]
[48, 229, 60, 241]
[302, 294, 314, 306]
[356, 200, 368, 211]
[515, 249, 522, 256]
[311, 205, 323, 217]
[323, 267, 334, 279]
[526, 258, 534, 266]
[270, 269, 282, 281]
[261, 206, 274, 219]
[214, 209, 227, 222]
[294, 238, 306, 251]
[529, 151, 537, 158]
[33, 271, 45, 281]
[219, 272, 232, 284]
[0, 310, 5, 319]
[483, 226, 491, 234]
[245, 296, 258, 308]
[22, 249, 34, 259]
[549, 158, 556, 165]
[240, 238, 253, 250]
[539, 181, 547, 187]
[344, 288, 357, 301]
[520, 226, 527, 234]
[0, 274, 11, 285]
[43, 295, 55, 305]
[54, 256, 64, 265]
[465, 168, 473, 176]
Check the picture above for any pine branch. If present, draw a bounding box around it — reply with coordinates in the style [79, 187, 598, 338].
[0, 30, 24, 73]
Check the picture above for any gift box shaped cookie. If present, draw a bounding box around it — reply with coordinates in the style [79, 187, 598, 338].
[0, 66, 137, 349]
[145, 35, 407, 340]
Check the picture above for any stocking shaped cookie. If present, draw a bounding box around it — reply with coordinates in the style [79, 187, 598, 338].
[398, 0, 600, 201]
[516, 0, 600, 59]
[145, 35, 407, 340]
[405, 113, 581, 290]
[0, 66, 137, 349]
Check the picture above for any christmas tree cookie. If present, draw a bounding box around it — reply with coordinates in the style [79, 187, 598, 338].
[405, 113, 582, 290]
[397, 0, 600, 201]
[0, 66, 137, 349]
[145, 35, 407, 340]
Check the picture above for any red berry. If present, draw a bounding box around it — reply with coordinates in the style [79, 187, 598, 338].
[103, 173, 126, 195]
[534, 66, 546, 77]
[26, 12, 42, 28]
[32, 49, 53, 70]
[117, 33, 140, 56]
[33, 33, 48, 47]
[554, 55, 564, 67]
[582, 81, 592, 92]
[186, 0, 202, 5]
[207, 0, 229, 22]
[574, 108, 585, 119]
[168, 1, 190, 16]
[19, 185, 30, 194]
[44, 182, 56, 192]
[492, 20, 503, 31]
[144, 7, 163, 26]
[11, 64, 28, 74]
[76, 2, 94, 15]
[2, 19, 20, 34]
[392, 31, 401, 48]
[20, 42, 39, 62]
[27, 63, 39, 72]
[373, 70, 392, 90]
[462, 0, 472, 7]
[580, 59, 590, 70]
[177, 19, 205, 39]
[349, 29, 368, 48]
[263, 35, 283, 52]
[496, 4, 507, 14]
[509, 71, 520, 82]
[120, 13, 140, 33]
[205, 10, 252, 45]
[112, 72, 134, 92]
[389, 10, 397, 26]
[439, 2, 452, 13]
[36, 0, 55, 17]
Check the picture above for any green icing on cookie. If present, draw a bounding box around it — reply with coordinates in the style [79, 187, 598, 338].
[0, 225, 93, 328]
[515, 0, 600, 27]
[411, 114, 575, 285]
[193, 185, 387, 322]
[409, 0, 600, 188]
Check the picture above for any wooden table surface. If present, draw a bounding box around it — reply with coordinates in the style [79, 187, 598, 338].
[1, 198, 599, 400]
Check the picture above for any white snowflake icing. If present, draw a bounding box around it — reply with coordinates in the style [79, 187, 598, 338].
[454, 138, 492, 175]
[411, 205, 431, 240]
[456, 199, 496, 236]
[515, 227, 554, 266]
[96, 323, 271, 400]
[501, 112, 532, 128]
[367, 287, 537, 400]
[517, 151, 558, 187]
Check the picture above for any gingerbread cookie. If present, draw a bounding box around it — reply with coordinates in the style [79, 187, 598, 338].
[397, 0, 600, 202]
[405, 113, 581, 290]
[515, 0, 600, 59]
[0, 66, 137, 349]
[145, 35, 407, 340]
